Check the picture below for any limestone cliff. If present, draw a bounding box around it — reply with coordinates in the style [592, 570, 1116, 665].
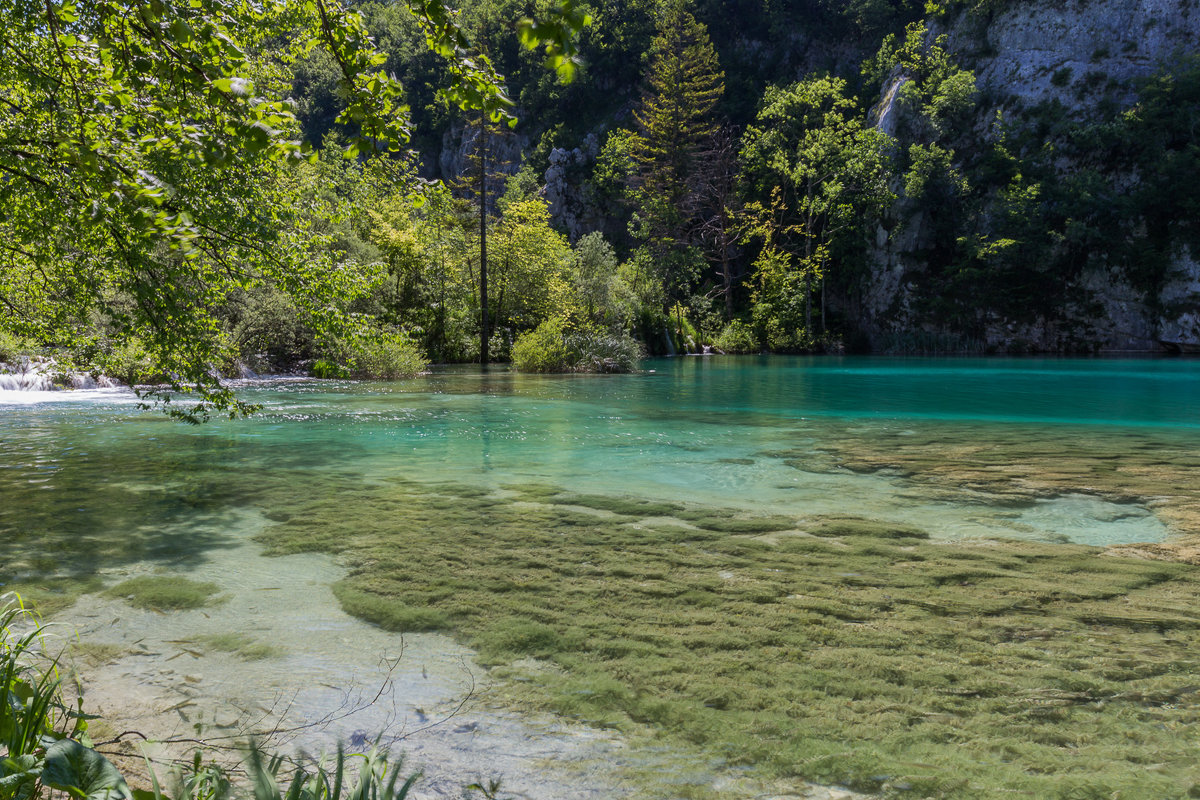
[863, 0, 1200, 352]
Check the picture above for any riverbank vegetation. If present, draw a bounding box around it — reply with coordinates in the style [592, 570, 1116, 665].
[1, 593, 426, 800]
[4, 0, 1200, 796]
[5, 0, 1198, 416]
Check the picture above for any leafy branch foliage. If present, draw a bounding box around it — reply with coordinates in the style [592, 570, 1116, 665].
[1, 0, 588, 414]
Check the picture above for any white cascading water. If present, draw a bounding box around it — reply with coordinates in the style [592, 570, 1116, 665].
[0, 358, 118, 391]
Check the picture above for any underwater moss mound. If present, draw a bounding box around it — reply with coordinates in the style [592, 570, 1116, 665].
[104, 575, 221, 610]
[254, 478, 1200, 799]
[198, 633, 283, 661]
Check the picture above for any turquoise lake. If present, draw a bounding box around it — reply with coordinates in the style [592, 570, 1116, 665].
[4, 355, 1200, 570]
[4, 355, 1200, 797]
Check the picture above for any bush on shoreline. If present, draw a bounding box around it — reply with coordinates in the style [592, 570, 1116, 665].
[712, 320, 760, 354]
[512, 318, 642, 373]
[315, 327, 429, 380]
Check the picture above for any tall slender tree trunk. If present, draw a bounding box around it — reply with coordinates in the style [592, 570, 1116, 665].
[804, 181, 813, 336]
[720, 206, 734, 319]
[723, 253, 734, 319]
[479, 121, 489, 367]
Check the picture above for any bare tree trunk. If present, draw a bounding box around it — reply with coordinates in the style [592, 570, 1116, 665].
[479, 121, 489, 367]
[723, 251, 734, 319]
[719, 205, 734, 319]
[804, 181, 813, 337]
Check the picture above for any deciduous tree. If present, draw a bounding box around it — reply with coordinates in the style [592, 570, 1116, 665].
[0, 0, 584, 416]
[740, 75, 894, 343]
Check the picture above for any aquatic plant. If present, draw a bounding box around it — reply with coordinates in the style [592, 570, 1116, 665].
[1, 593, 133, 800]
[104, 577, 222, 611]
[136, 742, 421, 800]
[1, 594, 423, 800]
[242, 744, 418, 800]
[196, 634, 282, 662]
[255, 478, 1200, 797]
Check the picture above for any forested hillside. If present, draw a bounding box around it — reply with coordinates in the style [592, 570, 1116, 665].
[289, 0, 1200, 356]
[3, 0, 1199, 415]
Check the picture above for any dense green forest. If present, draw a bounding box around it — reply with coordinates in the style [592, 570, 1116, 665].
[3, 0, 1199, 416]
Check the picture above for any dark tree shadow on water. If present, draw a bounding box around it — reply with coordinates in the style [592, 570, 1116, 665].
[0, 439, 260, 589]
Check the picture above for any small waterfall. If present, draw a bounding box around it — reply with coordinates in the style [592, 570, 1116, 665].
[662, 326, 677, 357]
[0, 358, 118, 391]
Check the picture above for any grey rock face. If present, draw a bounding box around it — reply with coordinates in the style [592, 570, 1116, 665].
[864, 0, 1200, 352]
[1156, 250, 1200, 349]
[958, 0, 1199, 111]
[439, 122, 529, 188]
[544, 134, 604, 243]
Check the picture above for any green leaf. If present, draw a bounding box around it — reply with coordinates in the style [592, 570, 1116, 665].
[41, 739, 132, 800]
[0, 754, 42, 800]
[212, 77, 254, 96]
[168, 19, 194, 43]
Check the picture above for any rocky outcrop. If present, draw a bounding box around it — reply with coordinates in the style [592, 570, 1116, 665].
[1155, 250, 1200, 350]
[543, 134, 604, 242]
[951, 0, 1198, 112]
[863, 0, 1200, 352]
[438, 122, 529, 191]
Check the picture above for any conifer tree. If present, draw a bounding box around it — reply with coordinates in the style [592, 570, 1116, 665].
[627, 1, 725, 300]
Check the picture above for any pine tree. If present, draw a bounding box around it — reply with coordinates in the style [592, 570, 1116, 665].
[628, 2, 725, 265]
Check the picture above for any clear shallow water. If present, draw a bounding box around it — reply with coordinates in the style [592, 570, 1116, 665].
[3, 356, 1200, 557]
[2, 355, 1199, 796]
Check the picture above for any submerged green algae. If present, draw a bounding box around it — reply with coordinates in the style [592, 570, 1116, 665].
[256, 479, 1200, 799]
[794, 419, 1200, 560]
[196, 632, 283, 661]
[105, 575, 223, 610]
[6, 360, 1200, 797]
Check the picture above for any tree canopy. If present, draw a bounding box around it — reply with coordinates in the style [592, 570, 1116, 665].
[0, 0, 585, 416]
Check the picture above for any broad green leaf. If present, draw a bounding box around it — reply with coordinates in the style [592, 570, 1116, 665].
[41, 738, 132, 800]
[0, 754, 43, 800]
[212, 77, 254, 96]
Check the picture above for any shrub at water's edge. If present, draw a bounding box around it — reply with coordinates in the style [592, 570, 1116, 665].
[1, 595, 135, 800]
[512, 318, 642, 373]
[0, 330, 36, 363]
[712, 320, 760, 354]
[314, 327, 429, 380]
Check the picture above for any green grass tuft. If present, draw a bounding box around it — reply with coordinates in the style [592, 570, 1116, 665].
[332, 582, 451, 632]
[548, 493, 685, 517]
[806, 515, 930, 539]
[476, 621, 566, 662]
